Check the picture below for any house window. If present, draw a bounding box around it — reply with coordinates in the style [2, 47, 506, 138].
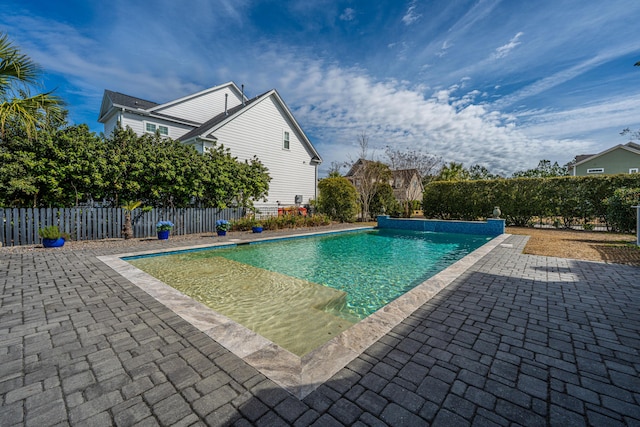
[145, 123, 169, 136]
[283, 131, 290, 150]
[630, 168, 639, 174]
[587, 168, 604, 174]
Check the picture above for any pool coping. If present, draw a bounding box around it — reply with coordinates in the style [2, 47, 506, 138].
[98, 228, 511, 399]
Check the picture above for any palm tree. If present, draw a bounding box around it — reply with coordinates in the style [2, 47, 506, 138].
[121, 200, 142, 240]
[0, 33, 64, 139]
[437, 162, 470, 181]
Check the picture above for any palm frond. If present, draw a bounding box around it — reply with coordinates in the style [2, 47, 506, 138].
[0, 33, 40, 87]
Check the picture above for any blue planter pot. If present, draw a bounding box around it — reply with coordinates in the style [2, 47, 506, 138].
[216, 230, 227, 236]
[43, 238, 65, 248]
[252, 226, 263, 233]
[157, 230, 170, 240]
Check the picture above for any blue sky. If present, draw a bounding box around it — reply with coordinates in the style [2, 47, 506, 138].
[3, 0, 640, 176]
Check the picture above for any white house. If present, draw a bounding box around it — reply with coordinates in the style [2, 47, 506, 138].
[98, 82, 322, 207]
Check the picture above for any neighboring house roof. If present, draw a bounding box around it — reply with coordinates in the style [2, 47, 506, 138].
[345, 159, 372, 177]
[573, 142, 640, 167]
[391, 169, 420, 188]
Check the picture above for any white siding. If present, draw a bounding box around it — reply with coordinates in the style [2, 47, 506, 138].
[119, 113, 195, 140]
[152, 87, 243, 123]
[211, 96, 317, 206]
[103, 114, 119, 138]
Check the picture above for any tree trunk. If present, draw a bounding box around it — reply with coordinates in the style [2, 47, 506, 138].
[122, 212, 133, 239]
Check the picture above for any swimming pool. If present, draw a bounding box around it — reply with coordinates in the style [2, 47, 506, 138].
[101, 226, 508, 397]
[126, 229, 491, 356]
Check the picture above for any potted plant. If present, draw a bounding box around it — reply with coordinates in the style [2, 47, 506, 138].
[252, 222, 263, 233]
[216, 219, 230, 236]
[156, 220, 174, 240]
[39, 225, 69, 248]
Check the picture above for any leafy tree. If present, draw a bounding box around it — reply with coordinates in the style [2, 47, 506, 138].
[467, 164, 501, 180]
[197, 143, 270, 210]
[138, 134, 205, 208]
[369, 182, 400, 217]
[317, 177, 358, 222]
[511, 160, 568, 178]
[99, 127, 154, 206]
[352, 160, 392, 221]
[604, 187, 640, 233]
[435, 162, 470, 181]
[0, 111, 104, 207]
[0, 33, 64, 139]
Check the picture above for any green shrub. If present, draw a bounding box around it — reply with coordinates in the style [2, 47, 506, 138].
[370, 182, 400, 217]
[38, 225, 70, 240]
[422, 174, 640, 228]
[604, 187, 640, 233]
[232, 214, 331, 231]
[317, 177, 359, 222]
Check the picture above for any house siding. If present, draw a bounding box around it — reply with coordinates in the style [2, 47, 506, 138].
[153, 87, 243, 124]
[114, 113, 193, 140]
[211, 96, 317, 206]
[575, 147, 640, 175]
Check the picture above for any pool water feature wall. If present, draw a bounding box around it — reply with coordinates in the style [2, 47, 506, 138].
[377, 215, 505, 235]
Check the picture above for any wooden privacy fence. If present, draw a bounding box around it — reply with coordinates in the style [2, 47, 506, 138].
[0, 207, 244, 247]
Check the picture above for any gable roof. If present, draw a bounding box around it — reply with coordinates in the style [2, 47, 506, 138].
[392, 169, 421, 185]
[179, 89, 322, 163]
[177, 91, 266, 142]
[98, 90, 200, 126]
[345, 159, 371, 177]
[148, 82, 245, 114]
[573, 142, 640, 167]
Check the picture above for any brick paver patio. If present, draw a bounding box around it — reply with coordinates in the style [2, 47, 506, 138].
[1, 232, 639, 426]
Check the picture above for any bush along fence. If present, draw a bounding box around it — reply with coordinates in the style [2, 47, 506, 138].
[422, 175, 640, 231]
[0, 207, 244, 247]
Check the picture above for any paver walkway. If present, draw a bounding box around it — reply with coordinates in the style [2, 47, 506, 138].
[1, 232, 639, 426]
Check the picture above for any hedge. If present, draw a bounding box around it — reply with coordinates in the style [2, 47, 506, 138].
[422, 175, 640, 228]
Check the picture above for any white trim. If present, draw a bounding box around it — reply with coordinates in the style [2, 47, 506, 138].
[630, 168, 639, 174]
[587, 168, 604, 174]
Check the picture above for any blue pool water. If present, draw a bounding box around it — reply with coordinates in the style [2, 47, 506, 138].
[132, 229, 492, 319]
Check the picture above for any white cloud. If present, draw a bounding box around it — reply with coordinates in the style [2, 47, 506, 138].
[252, 49, 588, 176]
[492, 32, 524, 59]
[402, 0, 421, 25]
[339, 8, 355, 21]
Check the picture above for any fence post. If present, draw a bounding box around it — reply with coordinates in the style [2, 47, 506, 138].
[633, 206, 640, 247]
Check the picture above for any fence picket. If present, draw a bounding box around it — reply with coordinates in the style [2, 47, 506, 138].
[0, 206, 253, 246]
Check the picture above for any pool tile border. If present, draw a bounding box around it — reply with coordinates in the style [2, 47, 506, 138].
[98, 230, 510, 398]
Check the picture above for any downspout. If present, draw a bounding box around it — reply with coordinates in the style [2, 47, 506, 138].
[315, 162, 318, 201]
